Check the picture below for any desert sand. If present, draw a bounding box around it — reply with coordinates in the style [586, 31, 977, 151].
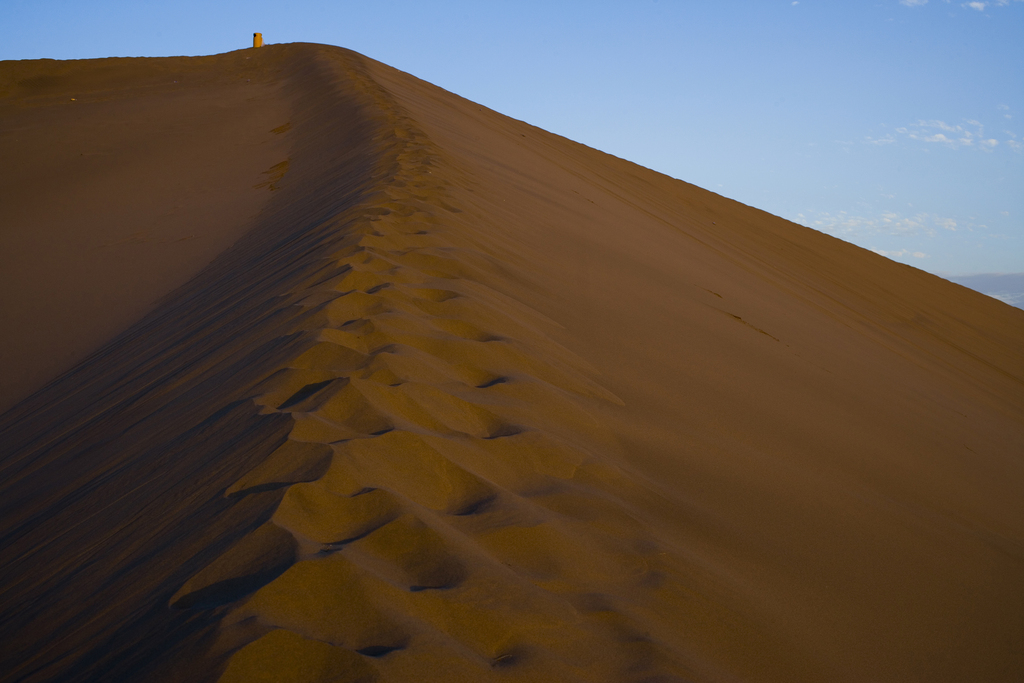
[0, 43, 1021, 683]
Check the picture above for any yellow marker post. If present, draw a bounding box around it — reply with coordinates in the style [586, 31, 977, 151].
[253, 33, 263, 48]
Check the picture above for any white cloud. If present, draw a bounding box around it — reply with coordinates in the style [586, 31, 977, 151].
[961, 0, 1024, 6]
[955, 0, 1024, 9]
[872, 118, 1019, 152]
[794, 210, 970, 239]
[805, 211, 927, 236]
[1007, 139, 1023, 152]
[872, 248, 929, 259]
[903, 120, 975, 147]
[864, 134, 897, 145]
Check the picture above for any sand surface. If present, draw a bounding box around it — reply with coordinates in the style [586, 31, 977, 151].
[0, 51, 292, 412]
[1, 44, 1022, 683]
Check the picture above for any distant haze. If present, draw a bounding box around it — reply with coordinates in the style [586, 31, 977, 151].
[946, 273, 1024, 309]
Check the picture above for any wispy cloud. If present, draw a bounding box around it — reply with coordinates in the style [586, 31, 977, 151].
[872, 248, 928, 259]
[960, 0, 1024, 9]
[863, 118, 1017, 152]
[793, 210, 962, 238]
[864, 134, 897, 145]
[904, 0, 1024, 9]
[899, 120, 978, 148]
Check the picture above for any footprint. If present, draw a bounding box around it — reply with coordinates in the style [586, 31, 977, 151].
[410, 288, 460, 302]
[324, 430, 495, 513]
[170, 523, 297, 610]
[392, 383, 520, 439]
[226, 441, 334, 498]
[288, 341, 369, 375]
[348, 514, 466, 591]
[273, 483, 401, 545]
[431, 318, 502, 342]
[233, 555, 409, 651]
[310, 382, 395, 436]
[278, 379, 336, 410]
[217, 629, 378, 683]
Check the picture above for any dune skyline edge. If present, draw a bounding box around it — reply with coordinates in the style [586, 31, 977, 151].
[0, 43, 1022, 683]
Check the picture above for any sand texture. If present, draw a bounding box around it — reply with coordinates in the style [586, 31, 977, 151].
[0, 44, 1022, 683]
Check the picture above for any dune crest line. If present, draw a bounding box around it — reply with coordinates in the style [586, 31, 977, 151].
[199, 48, 704, 683]
[1, 45, 703, 683]
[2, 42, 1022, 683]
[0, 45, 400, 682]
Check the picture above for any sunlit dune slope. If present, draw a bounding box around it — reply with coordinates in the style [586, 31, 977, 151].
[1, 43, 1021, 683]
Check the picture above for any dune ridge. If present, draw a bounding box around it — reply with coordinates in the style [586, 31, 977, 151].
[175, 47, 704, 683]
[1, 44, 1022, 683]
[0, 48, 299, 412]
[202, 73, 707, 683]
[1, 44, 699, 683]
[0, 45, 392, 682]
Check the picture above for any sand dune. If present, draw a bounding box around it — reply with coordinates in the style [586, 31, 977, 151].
[1, 44, 1022, 683]
[0, 51, 294, 413]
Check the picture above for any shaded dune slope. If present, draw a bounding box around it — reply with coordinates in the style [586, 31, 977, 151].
[1, 44, 1022, 683]
[0, 49, 293, 412]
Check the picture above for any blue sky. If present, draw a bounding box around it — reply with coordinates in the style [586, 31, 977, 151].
[4, 0, 1022, 275]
